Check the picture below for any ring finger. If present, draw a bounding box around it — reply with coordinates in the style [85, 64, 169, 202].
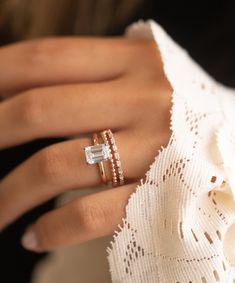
[0, 129, 157, 230]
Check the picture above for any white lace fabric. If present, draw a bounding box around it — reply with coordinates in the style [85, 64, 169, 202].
[107, 20, 235, 283]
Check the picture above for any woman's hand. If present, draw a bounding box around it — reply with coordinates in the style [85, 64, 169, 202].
[0, 36, 172, 252]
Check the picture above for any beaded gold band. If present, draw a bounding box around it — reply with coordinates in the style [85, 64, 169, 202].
[84, 129, 124, 187]
[100, 129, 124, 187]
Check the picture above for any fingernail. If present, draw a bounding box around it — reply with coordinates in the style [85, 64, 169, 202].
[21, 230, 38, 250]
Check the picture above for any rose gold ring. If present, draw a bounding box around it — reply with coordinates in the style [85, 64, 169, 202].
[100, 129, 125, 187]
[92, 133, 108, 184]
[84, 129, 125, 187]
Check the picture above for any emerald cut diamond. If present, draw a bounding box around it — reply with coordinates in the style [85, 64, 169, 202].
[84, 144, 110, 164]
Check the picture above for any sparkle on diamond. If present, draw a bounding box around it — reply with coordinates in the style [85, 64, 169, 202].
[85, 144, 110, 164]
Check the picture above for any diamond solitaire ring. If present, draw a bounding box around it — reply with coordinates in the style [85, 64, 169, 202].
[84, 129, 125, 187]
[84, 133, 109, 184]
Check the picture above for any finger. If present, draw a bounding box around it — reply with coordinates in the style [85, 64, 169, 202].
[0, 79, 135, 149]
[21, 182, 137, 252]
[0, 130, 158, 230]
[0, 37, 136, 94]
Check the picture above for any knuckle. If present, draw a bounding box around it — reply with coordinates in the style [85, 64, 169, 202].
[126, 38, 165, 76]
[126, 88, 155, 114]
[125, 39, 156, 58]
[26, 38, 57, 69]
[75, 199, 109, 234]
[144, 136, 160, 154]
[126, 79, 171, 123]
[18, 92, 44, 127]
[135, 39, 158, 59]
[37, 146, 65, 184]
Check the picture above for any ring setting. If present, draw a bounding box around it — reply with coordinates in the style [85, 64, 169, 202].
[84, 129, 125, 187]
[84, 143, 110, 164]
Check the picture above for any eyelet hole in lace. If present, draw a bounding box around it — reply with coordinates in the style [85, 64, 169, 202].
[213, 270, 220, 281]
[204, 232, 213, 244]
[211, 176, 217, 183]
[216, 230, 221, 240]
[191, 229, 198, 242]
[179, 221, 183, 239]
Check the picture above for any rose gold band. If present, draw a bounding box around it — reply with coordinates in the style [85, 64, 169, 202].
[92, 133, 108, 184]
[89, 129, 124, 187]
[100, 129, 125, 187]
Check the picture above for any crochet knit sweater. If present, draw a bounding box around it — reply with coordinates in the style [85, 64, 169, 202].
[107, 20, 235, 283]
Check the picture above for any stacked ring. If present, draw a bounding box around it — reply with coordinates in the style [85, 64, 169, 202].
[84, 129, 125, 187]
[92, 133, 108, 184]
[100, 129, 124, 187]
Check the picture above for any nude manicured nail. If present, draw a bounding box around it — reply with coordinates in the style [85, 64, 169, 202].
[21, 230, 38, 250]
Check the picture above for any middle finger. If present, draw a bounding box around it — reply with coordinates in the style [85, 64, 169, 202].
[0, 79, 136, 149]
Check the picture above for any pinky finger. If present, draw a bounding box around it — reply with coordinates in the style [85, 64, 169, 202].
[21, 182, 137, 252]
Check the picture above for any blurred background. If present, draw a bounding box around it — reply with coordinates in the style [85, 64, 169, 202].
[0, 0, 234, 282]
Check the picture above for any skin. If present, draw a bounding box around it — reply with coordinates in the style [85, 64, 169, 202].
[0, 36, 172, 252]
